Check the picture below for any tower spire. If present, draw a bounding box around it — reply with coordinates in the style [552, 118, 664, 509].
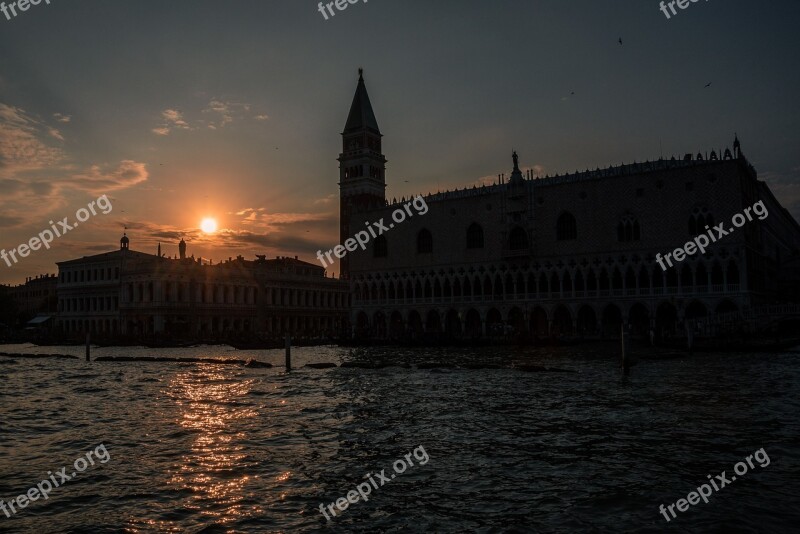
[344, 69, 380, 135]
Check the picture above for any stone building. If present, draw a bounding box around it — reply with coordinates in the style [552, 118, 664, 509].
[5, 274, 58, 319]
[56, 235, 349, 338]
[340, 73, 800, 339]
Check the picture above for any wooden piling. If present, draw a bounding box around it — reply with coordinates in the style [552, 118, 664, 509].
[85, 333, 91, 362]
[285, 335, 292, 371]
[621, 323, 629, 375]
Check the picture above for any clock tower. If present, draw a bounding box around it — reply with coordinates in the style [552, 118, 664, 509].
[338, 69, 386, 277]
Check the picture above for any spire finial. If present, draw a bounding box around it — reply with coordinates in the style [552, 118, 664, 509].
[358, 67, 363, 80]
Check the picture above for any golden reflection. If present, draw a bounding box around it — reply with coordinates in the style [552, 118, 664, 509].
[165, 365, 262, 525]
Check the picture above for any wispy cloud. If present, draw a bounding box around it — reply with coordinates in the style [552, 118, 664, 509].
[313, 194, 337, 205]
[52, 113, 71, 123]
[0, 103, 66, 178]
[69, 160, 149, 194]
[203, 99, 249, 128]
[0, 102, 148, 229]
[151, 109, 193, 136]
[48, 127, 64, 141]
[231, 207, 332, 231]
[152, 100, 269, 135]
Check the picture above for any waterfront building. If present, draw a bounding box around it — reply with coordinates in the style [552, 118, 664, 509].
[56, 235, 349, 338]
[5, 274, 58, 320]
[340, 73, 800, 339]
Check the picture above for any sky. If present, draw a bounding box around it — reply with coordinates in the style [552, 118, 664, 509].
[1, 0, 799, 285]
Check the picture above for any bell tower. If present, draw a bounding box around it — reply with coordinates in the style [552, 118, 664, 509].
[338, 69, 386, 277]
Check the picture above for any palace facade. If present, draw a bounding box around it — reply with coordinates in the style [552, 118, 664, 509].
[56, 235, 349, 338]
[339, 73, 800, 339]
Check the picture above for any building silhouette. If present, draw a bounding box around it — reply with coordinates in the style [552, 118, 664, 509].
[340, 72, 800, 340]
[56, 235, 349, 338]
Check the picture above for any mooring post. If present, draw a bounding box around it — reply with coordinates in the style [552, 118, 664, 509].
[285, 334, 291, 371]
[621, 323, 629, 375]
[85, 332, 91, 362]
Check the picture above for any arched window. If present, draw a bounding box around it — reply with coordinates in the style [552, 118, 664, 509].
[466, 223, 484, 249]
[373, 235, 387, 258]
[417, 229, 433, 254]
[509, 226, 528, 250]
[557, 212, 577, 241]
[689, 207, 714, 235]
[617, 213, 641, 242]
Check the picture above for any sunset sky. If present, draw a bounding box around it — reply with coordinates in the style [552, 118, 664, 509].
[1, 0, 799, 285]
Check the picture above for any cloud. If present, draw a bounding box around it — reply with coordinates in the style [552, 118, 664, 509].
[69, 160, 149, 193]
[204, 99, 236, 127]
[0, 214, 24, 226]
[313, 194, 337, 205]
[231, 208, 332, 231]
[48, 127, 64, 141]
[152, 100, 269, 135]
[0, 103, 66, 178]
[203, 99, 266, 128]
[151, 109, 193, 136]
[527, 165, 546, 177]
[0, 102, 147, 232]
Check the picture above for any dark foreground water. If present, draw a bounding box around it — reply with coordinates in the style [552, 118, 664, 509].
[0, 343, 798, 533]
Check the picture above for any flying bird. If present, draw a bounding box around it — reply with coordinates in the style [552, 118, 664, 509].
[618, 38, 623, 45]
[704, 82, 712, 88]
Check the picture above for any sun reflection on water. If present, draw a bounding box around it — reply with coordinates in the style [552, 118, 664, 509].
[166, 366, 262, 526]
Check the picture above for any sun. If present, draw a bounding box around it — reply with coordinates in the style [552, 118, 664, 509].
[200, 217, 218, 234]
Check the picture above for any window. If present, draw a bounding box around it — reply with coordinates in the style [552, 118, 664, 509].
[689, 207, 714, 235]
[417, 229, 433, 254]
[509, 226, 528, 250]
[617, 214, 641, 242]
[373, 235, 388, 257]
[556, 212, 577, 241]
[467, 223, 484, 249]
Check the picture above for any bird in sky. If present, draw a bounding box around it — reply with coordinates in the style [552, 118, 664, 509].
[705, 82, 712, 88]
[618, 38, 623, 45]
